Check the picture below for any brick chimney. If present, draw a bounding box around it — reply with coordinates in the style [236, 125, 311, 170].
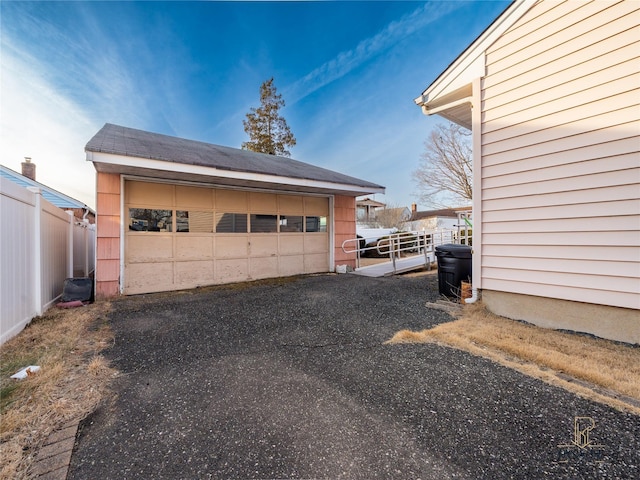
[21, 157, 36, 181]
[411, 203, 417, 213]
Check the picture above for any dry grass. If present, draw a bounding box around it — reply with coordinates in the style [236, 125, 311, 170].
[386, 302, 640, 415]
[0, 302, 117, 479]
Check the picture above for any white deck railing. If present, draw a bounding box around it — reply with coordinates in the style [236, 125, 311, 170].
[342, 229, 459, 272]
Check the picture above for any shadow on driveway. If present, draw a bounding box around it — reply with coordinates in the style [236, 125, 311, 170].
[69, 273, 639, 479]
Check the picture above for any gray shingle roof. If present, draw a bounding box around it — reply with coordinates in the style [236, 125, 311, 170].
[86, 123, 384, 190]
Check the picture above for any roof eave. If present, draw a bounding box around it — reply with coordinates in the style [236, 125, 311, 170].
[87, 151, 385, 197]
[415, 0, 536, 118]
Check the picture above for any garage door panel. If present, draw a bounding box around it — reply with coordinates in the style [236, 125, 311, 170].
[278, 195, 304, 214]
[304, 196, 329, 215]
[305, 253, 328, 273]
[304, 235, 329, 254]
[216, 189, 247, 211]
[125, 262, 173, 294]
[175, 236, 213, 259]
[127, 235, 173, 262]
[250, 236, 279, 257]
[250, 257, 279, 280]
[216, 259, 249, 283]
[126, 181, 173, 207]
[279, 255, 304, 276]
[249, 192, 277, 212]
[280, 236, 304, 255]
[176, 185, 213, 208]
[215, 236, 249, 258]
[175, 260, 214, 286]
[124, 183, 331, 294]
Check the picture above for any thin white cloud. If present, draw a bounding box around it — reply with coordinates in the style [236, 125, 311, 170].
[0, 42, 98, 207]
[284, 1, 462, 105]
[0, 4, 157, 208]
[4, 3, 150, 127]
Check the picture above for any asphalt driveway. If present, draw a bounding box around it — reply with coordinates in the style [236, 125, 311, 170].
[69, 273, 639, 479]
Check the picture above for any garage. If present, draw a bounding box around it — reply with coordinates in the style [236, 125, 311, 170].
[124, 180, 329, 294]
[87, 124, 384, 298]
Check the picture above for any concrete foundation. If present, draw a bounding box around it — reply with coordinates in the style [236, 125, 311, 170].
[483, 290, 640, 345]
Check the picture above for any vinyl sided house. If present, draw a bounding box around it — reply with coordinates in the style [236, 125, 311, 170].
[415, 0, 639, 343]
[87, 124, 384, 298]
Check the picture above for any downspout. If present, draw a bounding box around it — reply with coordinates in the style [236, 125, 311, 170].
[465, 76, 483, 304]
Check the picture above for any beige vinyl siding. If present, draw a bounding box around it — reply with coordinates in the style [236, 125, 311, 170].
[479, 0, 640, 310]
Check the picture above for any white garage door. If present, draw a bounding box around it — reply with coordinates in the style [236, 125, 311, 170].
[124, 180, 329, 295]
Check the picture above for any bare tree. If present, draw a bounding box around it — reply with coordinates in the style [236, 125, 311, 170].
[242, 78, 296, 157]
[372, 204, 409, 231]
[413, 122, 472, 207]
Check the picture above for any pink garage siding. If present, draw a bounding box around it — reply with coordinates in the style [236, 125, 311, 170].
[479, 0, 640, 310]
[333, 195, 357, 269]
[95, 172, 121, 299]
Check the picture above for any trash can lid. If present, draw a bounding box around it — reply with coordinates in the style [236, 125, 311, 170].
[434, 243, 472, 258]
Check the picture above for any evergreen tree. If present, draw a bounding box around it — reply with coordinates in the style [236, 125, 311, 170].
[242, 78, 296, 157]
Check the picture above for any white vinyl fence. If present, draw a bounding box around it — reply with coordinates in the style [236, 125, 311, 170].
[1, 178, 95, 344]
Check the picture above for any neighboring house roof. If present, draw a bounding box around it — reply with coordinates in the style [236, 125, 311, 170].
[414, 0, 536, 128]
[356, 197, 386, 208]
[410, 206, 472, 221]
[86, 123, 385, 197]
[0, 164, 94, 213]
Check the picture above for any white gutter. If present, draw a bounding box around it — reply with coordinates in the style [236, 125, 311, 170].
[416, 96, 472, 116]
[119, 174, 125, 294]
[464, 76, 483, 304]
[464, 285, 479, 304]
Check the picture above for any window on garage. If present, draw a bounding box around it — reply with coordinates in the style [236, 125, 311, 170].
[305, 216, 327, 232]
[176, 210, 214, 233]
[250, 214, 278, 233]
[280, 215, 303, 232]
[215, 212, 248, 233]
[129, 208, 173, 232]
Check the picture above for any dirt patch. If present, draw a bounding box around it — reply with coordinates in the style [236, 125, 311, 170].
[386, 302, 640, 415]
[0, 302, 117, 479]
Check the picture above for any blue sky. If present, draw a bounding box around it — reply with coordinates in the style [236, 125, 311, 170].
[1, 1, 509, 210]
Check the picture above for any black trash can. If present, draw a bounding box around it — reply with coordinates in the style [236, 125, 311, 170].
[434, 244, 472, 298]
[61, 277, 93, 302]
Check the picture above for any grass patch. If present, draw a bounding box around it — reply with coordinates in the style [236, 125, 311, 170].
[0, 302, 117, 479]
[386, 302, 640, 415]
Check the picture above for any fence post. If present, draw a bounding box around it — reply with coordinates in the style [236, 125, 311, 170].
[83, 219, 90, 276]
[27, 187, 43, 316]
[66, 211, 74, 278]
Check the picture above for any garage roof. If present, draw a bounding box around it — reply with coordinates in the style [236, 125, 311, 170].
[86, 123, 385, 196]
